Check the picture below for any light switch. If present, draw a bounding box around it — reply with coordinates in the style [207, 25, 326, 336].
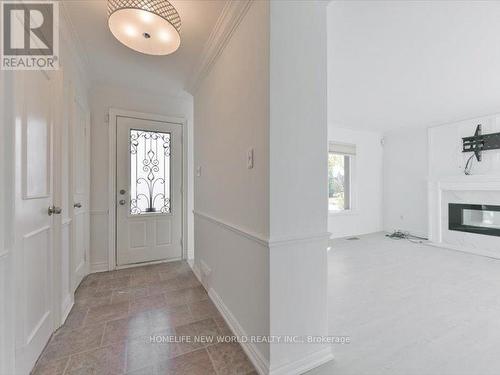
[247, 148, 254, 169]
[196, 166, 202, 177]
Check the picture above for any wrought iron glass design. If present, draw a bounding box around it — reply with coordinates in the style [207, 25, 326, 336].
[130, 129, 171, 215]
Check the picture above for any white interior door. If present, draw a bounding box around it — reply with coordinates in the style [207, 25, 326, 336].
[13, 70, 57, 375]
[116, 116, 183, 266]
[71, 95, 90, 291]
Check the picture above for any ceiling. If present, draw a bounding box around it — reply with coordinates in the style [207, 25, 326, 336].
[63, 0, 227, 97]
[328, 1, 500, 132]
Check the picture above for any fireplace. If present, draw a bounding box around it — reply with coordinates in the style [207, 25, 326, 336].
[449, 203, 500, 237]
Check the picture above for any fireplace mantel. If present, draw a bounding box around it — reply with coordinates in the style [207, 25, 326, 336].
[428, 174, 500, 259]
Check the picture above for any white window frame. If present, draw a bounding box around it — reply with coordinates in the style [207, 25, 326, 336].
[328, 142, 357, 215]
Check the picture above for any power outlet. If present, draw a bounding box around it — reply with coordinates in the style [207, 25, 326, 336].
[247, 148, 254, 169]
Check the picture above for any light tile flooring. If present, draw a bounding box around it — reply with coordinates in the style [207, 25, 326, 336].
[32, 261, 256, 375]
[309, 233, 500, 375]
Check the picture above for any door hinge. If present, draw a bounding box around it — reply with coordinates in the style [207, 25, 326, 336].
[105, 114, 109, 123]
[180, 239, 183, 248]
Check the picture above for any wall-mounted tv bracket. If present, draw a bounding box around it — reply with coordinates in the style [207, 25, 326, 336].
[462, 124, 500, 162]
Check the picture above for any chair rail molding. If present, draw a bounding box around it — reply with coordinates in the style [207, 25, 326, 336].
[193, 210, 268, 247]
[185, 0, 252, 94]
[193, 210, 331, 249]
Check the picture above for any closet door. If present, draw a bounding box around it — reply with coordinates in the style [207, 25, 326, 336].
[70, 93, 90, 291]
[14, 70, 58, 375]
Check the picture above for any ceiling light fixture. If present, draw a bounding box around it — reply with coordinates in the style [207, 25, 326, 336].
[108, 0, 181, 56]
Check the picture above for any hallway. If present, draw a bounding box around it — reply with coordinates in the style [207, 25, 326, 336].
[0, 1, 332, 372]
[32, 261, 256, 375]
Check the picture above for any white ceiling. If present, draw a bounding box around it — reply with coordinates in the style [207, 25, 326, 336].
[328, 1, 500, 132]
[63, 0, 227, 97]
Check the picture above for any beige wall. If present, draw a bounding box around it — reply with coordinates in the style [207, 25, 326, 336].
[193, 0, 270, 364]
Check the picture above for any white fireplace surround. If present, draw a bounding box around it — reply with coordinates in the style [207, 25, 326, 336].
[428, 175, 500, 259]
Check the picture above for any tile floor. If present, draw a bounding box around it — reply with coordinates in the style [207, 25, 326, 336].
[309, 233, 500, 375]
[32, 261, 256, 375]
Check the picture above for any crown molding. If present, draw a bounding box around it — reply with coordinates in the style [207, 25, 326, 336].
[59, 1, 92, 87]
[185, 0, 253, 95]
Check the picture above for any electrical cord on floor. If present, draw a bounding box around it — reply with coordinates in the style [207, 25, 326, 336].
[464, 153, 475, 175]
[386, 230, 428, 244]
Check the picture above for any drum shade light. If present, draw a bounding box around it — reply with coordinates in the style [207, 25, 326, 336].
[108, 0, 181, 55]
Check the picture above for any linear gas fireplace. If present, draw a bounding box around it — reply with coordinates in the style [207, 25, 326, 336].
[449, 203, 500, 237]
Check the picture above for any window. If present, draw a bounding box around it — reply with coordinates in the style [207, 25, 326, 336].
[328, 142, 355, 212]
[130, 129, 171, 215]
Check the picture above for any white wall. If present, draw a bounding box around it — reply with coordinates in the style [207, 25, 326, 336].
[0, 70, 15, 375]
[269, 4, 327, 239]
[429, 114, 500, 178]
[89, 85, 194, 270]
[269, 1, 332, 372]
[382, 127, 429, 237]
[427, 114, 500, 254]
[328, 127, 383, 238]
[193, 0, 270, 365]
[383, 114, 500, 239]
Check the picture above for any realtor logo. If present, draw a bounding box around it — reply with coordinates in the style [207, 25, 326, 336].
[1, 0, 59, 70]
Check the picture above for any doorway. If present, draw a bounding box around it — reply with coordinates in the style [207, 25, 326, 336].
[112, 111, 184, 267]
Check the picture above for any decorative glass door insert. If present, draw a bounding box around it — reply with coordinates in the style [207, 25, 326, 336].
[129, 129, 171, 214]
[116, 116, 182, 266]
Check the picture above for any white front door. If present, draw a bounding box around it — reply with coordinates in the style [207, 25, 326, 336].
[71, 95, 90, 290]
[13, 70, 57, 375]
[116, 116, 183, 266]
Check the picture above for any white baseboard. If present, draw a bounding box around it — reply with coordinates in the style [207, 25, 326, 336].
[190, 262, 203, 286]
[269, 347, 334, 375]
[188, 243, 333, 374]
[90, 261, 108, 273]
[61, 295, 74, 325]
[199, 259, 212, 278]
[208, 287, 270, 375]
[188, 262, 269, 373]
[207, 287, 334, 375]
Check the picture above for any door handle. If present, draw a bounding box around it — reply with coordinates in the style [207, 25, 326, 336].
[48, 206, 62, 216]
[74, 202, 82, 208]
